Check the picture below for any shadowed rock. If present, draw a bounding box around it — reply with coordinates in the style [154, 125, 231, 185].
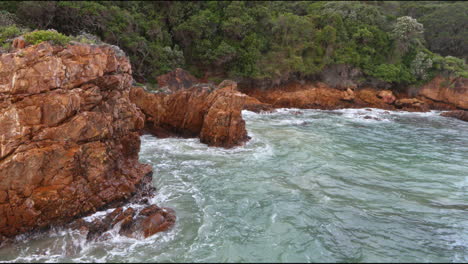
[156, 68, 199, 93]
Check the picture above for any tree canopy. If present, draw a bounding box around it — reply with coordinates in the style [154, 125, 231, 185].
[0, 1, 466, 87]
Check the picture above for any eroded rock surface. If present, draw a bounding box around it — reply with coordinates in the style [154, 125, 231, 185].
[241, 79, 467, 112]
[241, 82, 399, 110]
[130, 80, 249, 148]
[0, 42, 156, 240]
[419, 76, 468, 110]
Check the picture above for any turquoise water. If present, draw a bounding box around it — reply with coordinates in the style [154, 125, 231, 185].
[1, 108, 467, 262]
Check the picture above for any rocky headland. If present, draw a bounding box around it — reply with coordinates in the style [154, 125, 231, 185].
[0, 39, 467, 246]
[0, 42, 175, 244]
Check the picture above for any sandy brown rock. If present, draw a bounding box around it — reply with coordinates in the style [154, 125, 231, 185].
[394, 98, 429, 112]
[0, 42, 154, 239]
[130, 80, 249, 148]
[419, 76, 468, 109]
[418, 76, 468, 110]
[376, 90, 396, 104]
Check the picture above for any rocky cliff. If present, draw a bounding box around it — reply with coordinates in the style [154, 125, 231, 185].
[240, 77, 467, 112]
[130, 80, 249, 148]
[0, 42, 162, 240]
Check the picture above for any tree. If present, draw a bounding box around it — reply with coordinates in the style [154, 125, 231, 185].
[392, 16, 424, 54]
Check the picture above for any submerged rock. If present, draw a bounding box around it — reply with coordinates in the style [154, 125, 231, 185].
[0, 42, 165, 240]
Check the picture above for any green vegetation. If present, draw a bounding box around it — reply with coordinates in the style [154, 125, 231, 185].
[23, 30, 71, 46]
[0, 1, 466, 88]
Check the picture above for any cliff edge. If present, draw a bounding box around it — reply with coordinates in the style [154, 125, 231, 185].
[0, 42, 155, 239]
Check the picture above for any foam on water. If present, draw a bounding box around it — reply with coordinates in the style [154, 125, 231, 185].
[1, 108, 467, 263]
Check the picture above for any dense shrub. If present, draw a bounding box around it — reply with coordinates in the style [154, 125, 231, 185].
[24, 30, 71, 46]
[0, 1, 466, 87]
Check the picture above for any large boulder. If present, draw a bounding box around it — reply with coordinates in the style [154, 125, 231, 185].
[0, 42, 161, 240]
[376, 90, 396, 104]
[130, 80, 249, 148]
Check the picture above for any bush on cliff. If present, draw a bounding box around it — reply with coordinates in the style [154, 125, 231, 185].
[24, 29, 71, 46]
[0, 24, 28, 52]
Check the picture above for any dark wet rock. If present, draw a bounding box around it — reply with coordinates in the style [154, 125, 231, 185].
[69, 203, 176, 242]
[440, 110, 468, 122]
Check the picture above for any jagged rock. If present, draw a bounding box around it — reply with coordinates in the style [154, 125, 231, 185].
[70, 204, 176, 241]
[440, 110, 468, 122]
[0, 42, 159, 239]
[130, 80, 249, 148]
[156, 68, 199, 93]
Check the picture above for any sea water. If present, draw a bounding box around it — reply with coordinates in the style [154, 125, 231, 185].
[1, 108, 467, 262]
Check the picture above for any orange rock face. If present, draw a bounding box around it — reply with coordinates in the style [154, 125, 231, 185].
[0, 42, 153, 239]
[242, 82, 400, 110]
[130, 80, 249, 148]
[419, 76, 468, 110]
[241, 80, 467, 112]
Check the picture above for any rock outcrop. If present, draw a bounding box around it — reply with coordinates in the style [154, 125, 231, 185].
[241, 79, 467, 112]
[156, 68, 199, 93]
[130, 80, 249, 148]
[0, 42, 162, 240]
[241, 82, 400, 110]
[419, 76, 468, 110]
[440, 110, 468, 122]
